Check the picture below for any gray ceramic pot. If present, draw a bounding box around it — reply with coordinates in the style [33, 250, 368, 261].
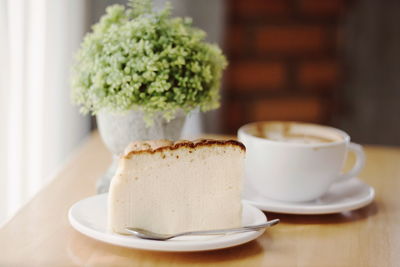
[96, 109, 186, 193]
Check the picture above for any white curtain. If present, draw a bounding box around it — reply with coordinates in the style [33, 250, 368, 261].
[0, 0, 90, 225]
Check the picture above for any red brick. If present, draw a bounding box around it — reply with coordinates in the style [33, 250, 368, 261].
[298, 0, 345, 16]
[225, 26, 245, 55]
[255, 26, 325, 54]
[251, 97, 325, 122]
[297, 61, 339, 87]
[335, 27, 344, 48]
[231, 0, 289, 17]
[224, 100, 243, 130]
[227, 62, 286, 90]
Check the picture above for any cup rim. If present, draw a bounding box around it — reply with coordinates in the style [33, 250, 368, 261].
[237, 121, 350, 147]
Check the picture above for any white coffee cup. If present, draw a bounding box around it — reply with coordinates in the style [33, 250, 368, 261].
[238, 121, 365, 202]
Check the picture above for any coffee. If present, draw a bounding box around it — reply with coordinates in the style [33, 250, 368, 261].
[250, 122, 343, 144]
[238, 121, 365, 202]
[261, 132, 336, 144]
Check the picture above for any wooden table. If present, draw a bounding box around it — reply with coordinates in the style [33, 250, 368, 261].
[0, 131, 399, 267]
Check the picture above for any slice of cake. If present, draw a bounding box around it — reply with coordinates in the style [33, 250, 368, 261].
[107, 139, 245, 235]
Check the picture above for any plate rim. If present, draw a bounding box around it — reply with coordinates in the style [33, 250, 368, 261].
[242, 177, 375, 215]
[68, 195, 267, 252]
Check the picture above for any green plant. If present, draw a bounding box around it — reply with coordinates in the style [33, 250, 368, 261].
[71, 0, 227, 123]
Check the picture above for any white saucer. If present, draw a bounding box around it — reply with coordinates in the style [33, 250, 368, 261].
[243, 177, 375, 215]
[68, 194, 267, 252]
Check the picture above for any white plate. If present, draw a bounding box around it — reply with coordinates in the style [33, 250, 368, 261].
[68, 194, 267, 252]
[243, 177, 375, 214]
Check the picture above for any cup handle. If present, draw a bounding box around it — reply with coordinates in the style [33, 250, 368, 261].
[336, 142, 365, 182]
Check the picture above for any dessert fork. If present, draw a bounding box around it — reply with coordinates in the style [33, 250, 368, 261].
[125, 219, 280, 240]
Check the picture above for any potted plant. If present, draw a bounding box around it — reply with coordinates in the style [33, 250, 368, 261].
[71, 0, 227, 192]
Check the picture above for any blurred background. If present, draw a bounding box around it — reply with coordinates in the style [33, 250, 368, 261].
[0, 0, 399, 225]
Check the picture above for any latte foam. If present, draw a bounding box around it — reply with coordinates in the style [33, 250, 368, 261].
[249, 122, 344, 144]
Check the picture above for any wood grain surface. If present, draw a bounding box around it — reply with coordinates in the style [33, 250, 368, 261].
[0, 131, 399, 267]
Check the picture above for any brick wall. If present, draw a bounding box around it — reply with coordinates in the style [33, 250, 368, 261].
[222, 0, 345, 133]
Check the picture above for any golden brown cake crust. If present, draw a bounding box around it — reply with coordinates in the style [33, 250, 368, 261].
[123, 139, 246, 159]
